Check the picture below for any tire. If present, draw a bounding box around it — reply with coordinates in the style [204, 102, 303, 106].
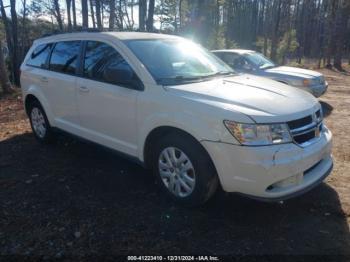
[151, 132, 219, 206]
[28, 100, 55, 144]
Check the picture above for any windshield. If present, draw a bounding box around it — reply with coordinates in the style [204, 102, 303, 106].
[125, 39, 234, 85]
[244, 52, 276, 69]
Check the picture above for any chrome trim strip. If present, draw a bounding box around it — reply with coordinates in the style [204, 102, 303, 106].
[290, 122, 317, 135]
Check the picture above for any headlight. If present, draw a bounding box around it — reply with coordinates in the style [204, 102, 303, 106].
[224, 121, 292, 146]
[302, 79, 311, 87]
[289, 79, 311, 87]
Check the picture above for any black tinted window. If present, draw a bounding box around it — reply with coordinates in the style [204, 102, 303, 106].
[83, 41, 135, 86]
[220, 53, 245, 69]
[27, 43, 52, 68]
[49, 41, 80, 74]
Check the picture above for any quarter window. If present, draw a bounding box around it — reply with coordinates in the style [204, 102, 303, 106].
[27, 43, 52, 68]
[83, 41, 136, 87]
[49, 41, 80, 74]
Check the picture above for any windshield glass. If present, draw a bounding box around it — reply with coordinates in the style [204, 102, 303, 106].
[244, 52, 276, 69]
[125, 39, 234, 85]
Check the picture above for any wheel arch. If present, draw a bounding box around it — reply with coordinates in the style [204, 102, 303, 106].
[142, 126, 215, 171]
[23, 91, 54, 126]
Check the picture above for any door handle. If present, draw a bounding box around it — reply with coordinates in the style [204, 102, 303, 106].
[79, 86, 90, 93]
[40, 77, 48, 83]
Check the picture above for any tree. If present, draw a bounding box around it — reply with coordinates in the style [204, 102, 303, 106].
[66, 0, 72, 31]
[82, 0, 89, 29]
[53, 0, 63, 31]
[0, 0, 14, 83]
[72, 0, 77, 29]
[109, 0, 116, 30]
[90, 0, 96, 28]
[0, 40, 12, 94]
[10, 0, 20, 86]
[270, 0, 282, 61]
[139, 0, 147, 31]
[146, 0, 155, 32]
[333, 0, 350, 70]
[95, 0, 103, 29]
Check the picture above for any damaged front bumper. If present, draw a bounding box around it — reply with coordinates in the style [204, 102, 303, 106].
[201, 126, 333, 201]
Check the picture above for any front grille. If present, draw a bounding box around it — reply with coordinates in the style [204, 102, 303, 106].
[293, 130, 316, 144]
[287, 110, 323, 146]
[287, 115, 312, 130]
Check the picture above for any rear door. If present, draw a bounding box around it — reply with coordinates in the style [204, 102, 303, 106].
[45, 40, 81, 131]
[76, 41, 141, 156]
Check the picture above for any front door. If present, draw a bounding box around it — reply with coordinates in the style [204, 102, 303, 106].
[76, 41, 141, 156]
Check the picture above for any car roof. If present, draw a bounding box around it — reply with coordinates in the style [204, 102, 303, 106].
[212, 49, 256, 55]
[33, 31, 182, 45]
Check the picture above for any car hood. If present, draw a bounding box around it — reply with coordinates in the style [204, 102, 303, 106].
[264, 66, 322, 79]
[165, 74, 320, 123]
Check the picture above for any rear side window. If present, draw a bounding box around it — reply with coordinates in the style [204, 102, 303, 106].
[83, 41, 135, 86]
[49, 41, 80, 74]
[27, 43, 52, 68]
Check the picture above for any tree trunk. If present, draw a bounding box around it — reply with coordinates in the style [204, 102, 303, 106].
[10, 0, 20, 86]
[109, 0, 116, 30]
[95, 0, 103, 30]
[270, 0, 282, 62]
[82, 0, 89, 29]
[0, 41, 12, 94]
[90, 0, 96, 28]
[72, 0, 77, 29]
[325, 0, 338, 67]
[146, 0, 155, 32]
[130, 0, 135, 29]
[66, 0, 72, 31]
[53, 0, 63, 31]
[138, 0, 147, 31]
[333, 0, 350, 70]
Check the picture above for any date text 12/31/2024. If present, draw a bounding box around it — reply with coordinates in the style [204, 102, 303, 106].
[127, 256, 220, 261]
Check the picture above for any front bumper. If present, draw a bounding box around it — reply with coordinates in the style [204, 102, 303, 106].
[201, 127, 333, 201]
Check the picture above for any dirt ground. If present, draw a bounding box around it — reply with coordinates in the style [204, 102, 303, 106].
[0, 67, 349, 260]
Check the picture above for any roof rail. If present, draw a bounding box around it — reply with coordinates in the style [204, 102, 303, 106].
[40, 28, 104, 38]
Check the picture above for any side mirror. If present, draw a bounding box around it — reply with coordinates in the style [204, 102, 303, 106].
[104, 67, 143, 90]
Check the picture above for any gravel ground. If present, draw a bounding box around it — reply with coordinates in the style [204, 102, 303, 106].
[0, 67, 349, 260]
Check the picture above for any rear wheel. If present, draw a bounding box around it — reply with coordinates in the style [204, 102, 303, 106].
[152, 132, 219, 206]
[28, 100, 55, 144]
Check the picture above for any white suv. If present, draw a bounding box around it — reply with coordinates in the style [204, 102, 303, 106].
[21, 32, 333, 206]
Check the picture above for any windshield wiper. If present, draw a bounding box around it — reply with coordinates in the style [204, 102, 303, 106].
[201, 71, 235, 79]
[157, 75, 203, 85]
[157, 72, 235, 85]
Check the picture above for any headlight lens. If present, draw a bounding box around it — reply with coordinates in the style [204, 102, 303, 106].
[224, 121, 292, 146]
[303, 79, 311, 87]
[289, 79, 312, 87]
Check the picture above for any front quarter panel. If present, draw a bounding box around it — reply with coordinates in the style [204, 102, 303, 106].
[137, 84, 251, 162]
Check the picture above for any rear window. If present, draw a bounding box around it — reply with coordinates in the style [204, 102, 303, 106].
[49, 41, 81, 75]
[26, 43, 52, 68]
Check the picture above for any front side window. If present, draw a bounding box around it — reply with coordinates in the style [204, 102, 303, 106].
[244, 52, 276, 69]
[83, 41, 138, 87]
[49, 41, 80, 74]
[27, 43, 52, 68]
[220, 53, 243, 69]
[125, 39, 234, 85]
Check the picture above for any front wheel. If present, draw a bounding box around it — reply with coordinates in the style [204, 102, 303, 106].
[152, 132, 219, 206]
